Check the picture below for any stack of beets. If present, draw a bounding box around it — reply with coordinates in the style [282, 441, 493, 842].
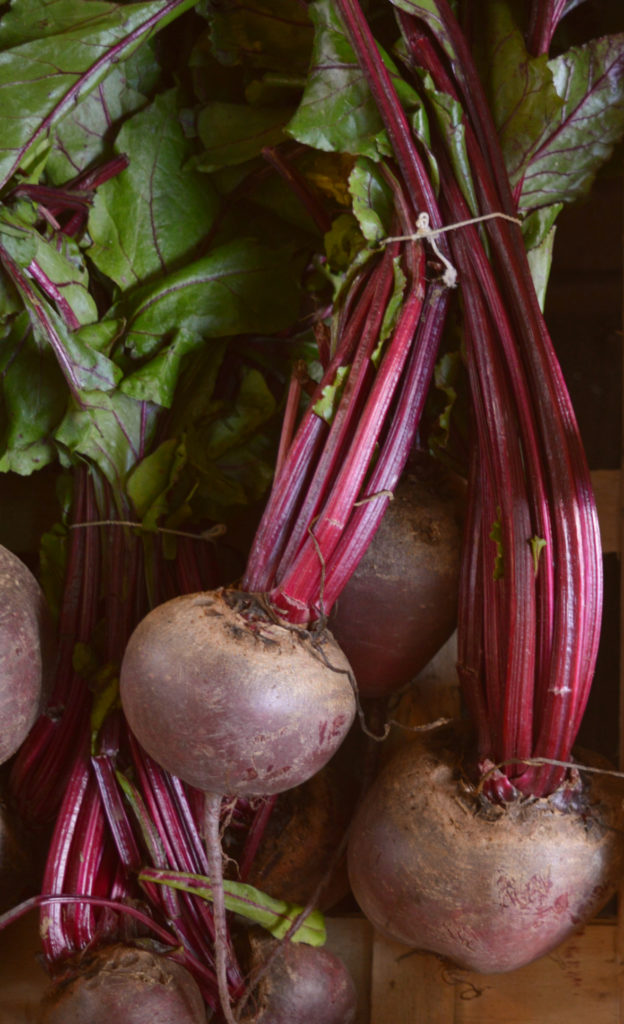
[2, 0, 624, 1020]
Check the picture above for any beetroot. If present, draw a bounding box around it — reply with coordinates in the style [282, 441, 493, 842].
[240, 932, 357, 1024]
[348, 724, 624, 973]
[119, 589, 355, 797]
[39, 944, 207, 1023]
[0, 544, 53, 765]
[329, 457, 463, 698]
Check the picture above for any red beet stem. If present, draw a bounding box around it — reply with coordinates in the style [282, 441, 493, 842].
[395, 0, 602, 797]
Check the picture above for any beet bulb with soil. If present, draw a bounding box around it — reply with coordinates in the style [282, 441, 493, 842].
[120, 588, 355, 797]
[39, 944, 208, 1024]
[0, 544, 53, 765]
[329, 456, 463, 699]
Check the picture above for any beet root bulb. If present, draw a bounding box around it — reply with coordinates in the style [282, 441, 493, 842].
[0, 544, 53, 764]
[329, 460, 463, 699]
[39, 945, 207, 1023]
[120, 590, 356, 796]
[241, 932, 357, 1024]
[347, 725, 624, 973]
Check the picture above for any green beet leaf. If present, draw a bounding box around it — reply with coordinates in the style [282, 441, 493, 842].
[121, 327, 206, 408]
[518, 34, 624, 211]
[55, 390, 160, 493]
[195, 101, 293, 173]
[0, 312, 67, 474]
[0, 0, 197, 191]
[348, 158, 394, 244]
[87, 89, 220, 290]
[114, 238, 301, 359]
[46, 47, 158, 183]
[207, 0, 313, 75]
[286, 0, 385, 158]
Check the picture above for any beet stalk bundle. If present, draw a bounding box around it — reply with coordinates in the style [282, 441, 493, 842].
[339, 0, 624, 974]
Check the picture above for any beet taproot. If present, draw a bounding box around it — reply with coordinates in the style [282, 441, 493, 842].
[39, 944, 207, 1023]
[329, 459, 463, 699]
[0, 544, 53, 765]
[119, 589, 356, 797]
[347, 723, 624, 973]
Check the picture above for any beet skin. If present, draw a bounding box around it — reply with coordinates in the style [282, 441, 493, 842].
[39, 945, 207, 1023]
[0, 544, 53, 764]
[348, 724, 624, 973]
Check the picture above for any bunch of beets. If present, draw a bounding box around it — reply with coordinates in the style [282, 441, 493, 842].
[1, 0, 624, 1021]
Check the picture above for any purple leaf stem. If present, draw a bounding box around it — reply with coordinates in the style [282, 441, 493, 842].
[40, 744, 91, 962]
[238, 796, 279, 882]
[271, 246, 399, 596]
[243, 266, 377, 592]
[270, 253, 427, 622]
[0, 242, 84, 404]
[262, 146, 333, 235]
[322, 279, 448, 608]
[91, 753, 143, 873]
[69, 778, 108, 948]
[527, 0, 569, 56]
[336, 0, 442, 221]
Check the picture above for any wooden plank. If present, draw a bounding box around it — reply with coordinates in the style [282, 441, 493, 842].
[454, 923, 620, 1024]
[0, 912, 49, 1022]
[369, 935, 454, 1024]
[591, 469, 621, 554]
[367, 923, 620, 1024]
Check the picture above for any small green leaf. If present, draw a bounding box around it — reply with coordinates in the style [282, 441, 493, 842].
[126, 436, 186, 522]
[529, 535, 547, 576]
[200, 368, 276, 461]
[313, 364, 349, 424]
[348, 158, 394, 244]
[121, 328, 204, 407]
[139, 866, 327, 946]
[324, 214, 365, 272]
[374, 257, 407, 365]
[489, 510, 504, 581]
